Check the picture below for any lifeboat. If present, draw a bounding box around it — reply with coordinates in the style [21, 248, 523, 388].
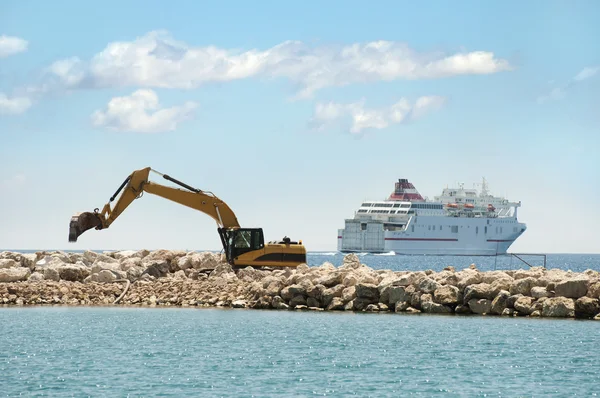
[464, 203, 474, 209]
[446, 203, 458, 208]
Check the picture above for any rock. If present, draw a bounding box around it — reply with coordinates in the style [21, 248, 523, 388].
[28, 272, 44, 281]
[490, 290, 510, 315]
[555, 278, 588, 299]
[113, 250, 142, 260]
[575, 297, 600, 319]
[542, 297, 575, 318]
[388, 286, 410, 306]
[0, 268, 31, 282]
[468, 298, 492, 314]
[507, 294, 524, 308]
[531, 286, 551, 299]
[34, 256, 66, 271]
[143, 260, 170, 278]
[433, 285, 460, 305]
[418, 277, 441, 294]
[355, 283, 379, 301]
[289, 295, 306, 308]
[353, 297, 375, 311]
[463, 283, 495, 303]
[271, 296, 289, 310]
[232, 300, 246, 308]
[43, 267, 60, 282]
[509, 277, 538, 296]
[587, 282, 600, 299]
[457, 269, 482, 290]
[394, 301, 410, 312]
[209, 263, 235, 279]
[91, 261, 121, 274]
[0, 259, 19, 269]
[321, 285, 345, 307]
[513, 296, 535, 315]
[59, 262, 92, 282]
[327, 297, 345, 311]
[420, 294, 452, 313]
[341, 286, 356, 303]
[340, 253, 361, 269]
[306, 297, 320, 308]
[315, 272, 343, 287]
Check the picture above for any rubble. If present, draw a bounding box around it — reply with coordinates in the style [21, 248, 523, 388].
[0, 250, 599, 320]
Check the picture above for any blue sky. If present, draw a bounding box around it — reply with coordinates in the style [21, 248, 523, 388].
[1, 0, 599, 253]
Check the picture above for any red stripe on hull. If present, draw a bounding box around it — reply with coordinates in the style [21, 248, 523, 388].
[385, 238, 458, 242]
[487, 239, 514, 242]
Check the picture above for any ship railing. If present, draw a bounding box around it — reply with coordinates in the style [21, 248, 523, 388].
[493, 252, 547, 270]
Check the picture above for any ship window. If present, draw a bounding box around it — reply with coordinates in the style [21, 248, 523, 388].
[393, 204, 401, 208]
[411, 225, 414, 232]
[361, 223, 367, 230]
[476, 227, 479, 234]
[440, 225, 442, 230]
[485, 226, 487, 234]
[361, 203, 372, 207]
[451, 226, 458, 233]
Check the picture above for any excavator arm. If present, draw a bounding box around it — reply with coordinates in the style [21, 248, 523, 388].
[68, 166, 307, 269]
[68, 167, 241, 242]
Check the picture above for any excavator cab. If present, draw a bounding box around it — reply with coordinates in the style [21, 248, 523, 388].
[218, 228, 264, 262]
[217, 227, 306, 268]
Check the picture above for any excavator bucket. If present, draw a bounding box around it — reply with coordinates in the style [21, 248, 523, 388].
[68, 211, 103, 242]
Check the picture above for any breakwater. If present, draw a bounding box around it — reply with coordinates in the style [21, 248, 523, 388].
[1, 249, 599, 320]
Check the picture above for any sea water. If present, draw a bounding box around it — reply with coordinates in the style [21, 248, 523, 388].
[1, 306, 599, 396]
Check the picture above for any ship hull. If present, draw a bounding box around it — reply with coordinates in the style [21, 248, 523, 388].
[337, 216, 526, 256]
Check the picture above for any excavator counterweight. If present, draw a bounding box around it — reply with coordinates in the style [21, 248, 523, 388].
[67, 167, 307, 269]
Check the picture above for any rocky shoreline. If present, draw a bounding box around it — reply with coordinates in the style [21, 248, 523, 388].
[1, 250, 599, 320]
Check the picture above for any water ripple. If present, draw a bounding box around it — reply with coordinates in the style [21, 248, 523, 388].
[0, 307, 599, 396]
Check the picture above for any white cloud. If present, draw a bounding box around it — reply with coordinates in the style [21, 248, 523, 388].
[310, 96, 446, 134]
[0, 35, 28, 58]
[574, 66, 599, 82]
[538, 65, 599, 103]
[39, 30, 512, 98]
[0, 93, 32, 114]
[91, 89, 198, 133]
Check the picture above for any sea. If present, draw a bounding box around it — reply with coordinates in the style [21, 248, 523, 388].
[1, 251, 600, 396]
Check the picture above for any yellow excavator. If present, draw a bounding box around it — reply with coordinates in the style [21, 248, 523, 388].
[68, 167, 307, 269]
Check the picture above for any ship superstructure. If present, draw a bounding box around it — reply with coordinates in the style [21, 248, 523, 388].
[337, 178, 526, 255]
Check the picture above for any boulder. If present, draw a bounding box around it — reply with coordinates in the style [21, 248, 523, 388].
[542, 297, 575, 318]
[0, 267, 31, 282]
[433, 285, 460, 305]
[555, 278, 588, 299]
[575, 297, 600, 319]
[491, 290, 510, 315]
[468, 298, 492, 314]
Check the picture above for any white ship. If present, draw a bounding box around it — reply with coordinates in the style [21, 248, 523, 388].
[337, 178, 526, 256]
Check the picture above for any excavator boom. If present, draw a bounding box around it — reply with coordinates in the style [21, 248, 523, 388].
[68, 167, 306, 268]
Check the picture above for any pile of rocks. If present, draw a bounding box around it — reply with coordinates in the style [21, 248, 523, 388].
[1, 250, 599, 320]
